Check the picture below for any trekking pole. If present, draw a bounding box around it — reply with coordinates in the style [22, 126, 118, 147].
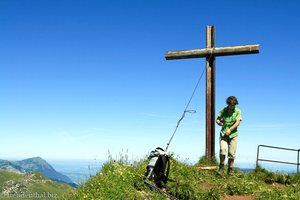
[165, 110, 195, 152]
[144, 181, 179, 200]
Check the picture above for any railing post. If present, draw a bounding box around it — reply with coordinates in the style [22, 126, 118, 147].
[297, 149, 300, 174]
[256, 145, 260, 169]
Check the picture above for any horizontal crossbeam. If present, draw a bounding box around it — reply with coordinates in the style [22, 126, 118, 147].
[165, 44, 259, 60]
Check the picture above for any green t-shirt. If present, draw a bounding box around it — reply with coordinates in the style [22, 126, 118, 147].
[218, 107, 242, 138]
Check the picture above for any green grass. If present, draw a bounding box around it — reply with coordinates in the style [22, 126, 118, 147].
[68, 155, 300, 200]
[0, 171, 75, 200]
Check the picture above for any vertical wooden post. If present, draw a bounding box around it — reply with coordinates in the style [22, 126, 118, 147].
[206, 26, 216, 161]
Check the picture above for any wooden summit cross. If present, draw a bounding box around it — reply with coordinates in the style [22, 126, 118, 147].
[165, 25, 259, 161]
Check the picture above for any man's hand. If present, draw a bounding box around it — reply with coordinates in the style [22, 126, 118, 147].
[216, 119, 224, 126]
[225, 129, 231, 136]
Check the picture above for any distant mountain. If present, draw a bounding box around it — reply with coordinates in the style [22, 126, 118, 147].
[0, 159, 25, 174]
[0, 157, 77, 187]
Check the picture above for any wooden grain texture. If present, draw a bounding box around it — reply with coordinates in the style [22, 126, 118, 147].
[165, 44, 259, 60]
[205, 26, 215, 161]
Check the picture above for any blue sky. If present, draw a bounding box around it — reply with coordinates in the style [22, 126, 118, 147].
[1, 0, 300, 166]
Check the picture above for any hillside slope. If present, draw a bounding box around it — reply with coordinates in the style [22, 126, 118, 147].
[68, 158, 300, 199]
[0, 170, 75, 200]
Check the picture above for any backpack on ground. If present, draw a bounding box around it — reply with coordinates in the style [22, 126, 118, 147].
[145, 147, 171, 188]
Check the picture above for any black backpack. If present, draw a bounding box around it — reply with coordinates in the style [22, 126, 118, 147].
[145, 147, 171, 188]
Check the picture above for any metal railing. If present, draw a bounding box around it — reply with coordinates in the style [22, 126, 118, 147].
[256, 145, 300, 173]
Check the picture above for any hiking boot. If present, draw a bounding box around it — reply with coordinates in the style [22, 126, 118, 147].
[217, 164, 224, 175]
[227, 168, 234, 176]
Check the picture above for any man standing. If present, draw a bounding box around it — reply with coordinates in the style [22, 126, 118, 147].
[216, 96, 242, 175]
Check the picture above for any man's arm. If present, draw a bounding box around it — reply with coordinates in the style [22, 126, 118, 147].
[225, 120, 241, 135]
[216, 116, 224, 126]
